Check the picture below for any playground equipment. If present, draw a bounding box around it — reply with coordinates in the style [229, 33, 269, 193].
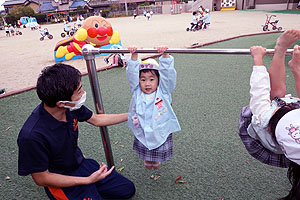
[54, 16, 122, 62]
[80, 46, 293, 168]
[39, 28, 53, 41]
[262, 15, 282, 32]
[19, 16, 39, 29]
[19, 16, 29, 26]
[221, 0, 236, 11]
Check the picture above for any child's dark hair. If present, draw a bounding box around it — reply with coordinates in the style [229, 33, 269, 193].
[36, 63, 81, 107]
[282, 161, 300, 199]
[268, 100, 300, 199]
[269, 103, 300, 138]
[192, 11, 197, 15]
[139, 69, 160, 81]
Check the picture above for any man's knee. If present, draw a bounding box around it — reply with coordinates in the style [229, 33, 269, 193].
[122, 180, 136, 199]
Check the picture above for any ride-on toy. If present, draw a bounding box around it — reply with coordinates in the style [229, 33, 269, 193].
[262, 14, 282, 31]
[61, 24, 78, 38]
[40, 28, 53, 41]
[186, 21, 203, 32]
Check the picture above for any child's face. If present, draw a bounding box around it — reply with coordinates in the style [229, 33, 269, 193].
[139, 70, 158, 94]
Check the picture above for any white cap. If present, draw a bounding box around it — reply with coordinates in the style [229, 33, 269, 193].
[140, 58, 159, 71]
[275, 109, 300, 165]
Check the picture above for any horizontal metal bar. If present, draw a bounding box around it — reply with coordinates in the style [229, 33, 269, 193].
[81, 45, 293, 55]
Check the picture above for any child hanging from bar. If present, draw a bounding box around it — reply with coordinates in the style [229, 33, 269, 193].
[238, 29, 300, 199]
[125, 46, 181, 170]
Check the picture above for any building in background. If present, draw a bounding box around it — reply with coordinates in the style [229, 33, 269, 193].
[2, 0, 300, 15]
[2, 0, 39, 13]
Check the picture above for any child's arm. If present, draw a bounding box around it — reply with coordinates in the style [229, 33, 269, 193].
[251, 46, 265, 66]
[126, 46, 141, 93]
[155, 46, 177, 94]
[155, 46, 169, 58]
[249, 46, 271, 119]
[129, 46, 138, 61]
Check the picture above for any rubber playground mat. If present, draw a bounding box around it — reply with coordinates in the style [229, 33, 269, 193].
[1, 32, 300, 199]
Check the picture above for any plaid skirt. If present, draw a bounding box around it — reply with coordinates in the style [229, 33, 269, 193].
[133, 133, 173, 162]
[238, 105, 290, 168]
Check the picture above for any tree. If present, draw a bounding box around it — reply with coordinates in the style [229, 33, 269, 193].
[5, 6, 36, 25]
[19, 6, 35, 17]
[110, 3, 119, 11]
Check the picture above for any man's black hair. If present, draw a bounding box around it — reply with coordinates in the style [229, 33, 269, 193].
[36, 63, 81, 107]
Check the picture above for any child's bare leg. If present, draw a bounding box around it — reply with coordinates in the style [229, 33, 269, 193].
[288, 45, 300, 97]
[144, 160, 152, 170]
[269, 29, 300, 99]
[152, 161, 160, 170]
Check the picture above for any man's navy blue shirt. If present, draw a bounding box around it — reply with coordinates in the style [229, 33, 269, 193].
[18, 103, 92, 176]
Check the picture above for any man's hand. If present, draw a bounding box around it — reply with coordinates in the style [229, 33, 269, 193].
[88, 163, 114, 184]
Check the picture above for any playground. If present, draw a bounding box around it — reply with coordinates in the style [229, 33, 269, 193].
[1, 10, 300, 199]
[1, 10, 300, 94]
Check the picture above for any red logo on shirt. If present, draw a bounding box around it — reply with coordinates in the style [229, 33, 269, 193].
[73, 119, 78, 131]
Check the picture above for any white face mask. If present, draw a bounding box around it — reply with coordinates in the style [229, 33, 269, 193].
[60, 92, 86, 111]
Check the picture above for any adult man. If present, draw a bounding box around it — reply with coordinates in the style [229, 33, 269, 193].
[18, 63, 135, 199]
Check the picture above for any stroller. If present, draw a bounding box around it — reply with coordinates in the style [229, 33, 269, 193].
[40, 28, 53, 41]
[262, 14, 282, 31]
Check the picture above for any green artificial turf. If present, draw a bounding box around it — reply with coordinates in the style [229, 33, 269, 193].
[268, 10, 300, 15]
[242, 9, 300, 15]
[1, 32, 300, 199]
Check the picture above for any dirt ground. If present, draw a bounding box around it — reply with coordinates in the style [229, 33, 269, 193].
[0, 10, 299, 94]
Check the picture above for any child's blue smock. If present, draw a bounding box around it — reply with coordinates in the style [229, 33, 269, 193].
[126, 56, 181, 150]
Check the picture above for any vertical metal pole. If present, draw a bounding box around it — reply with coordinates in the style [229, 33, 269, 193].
[125, 0, 128, 16]
[82, 46, 114, 168]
